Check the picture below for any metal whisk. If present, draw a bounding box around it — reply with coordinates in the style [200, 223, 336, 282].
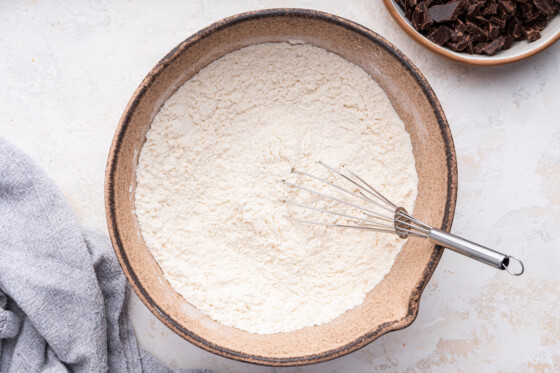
[282, 161, 524, 276]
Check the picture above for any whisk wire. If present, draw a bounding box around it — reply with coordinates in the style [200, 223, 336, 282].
[394, 217, 430, 235]
[281, 180, 393, 222]
[344, 167, 397, 209]
[317, 161, 396, 211]
[397, 209, 431, 231]
[284, 200, 395, 229]
[292, 169, 394, 213]
[286, 217, 398, 234]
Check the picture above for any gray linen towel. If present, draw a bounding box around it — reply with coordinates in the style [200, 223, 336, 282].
[0, 137, 210, 373]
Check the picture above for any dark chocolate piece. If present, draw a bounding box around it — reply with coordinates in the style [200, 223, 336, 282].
[450, 27, 464, 42]
[498, 0, 516, 17]
[519, 1, 533, 13]
[524, 10, 543, 22]
[467, 2, 483, 17]
[466, 39, 475, 54]
[428, 1, 462, 22]
[473, 41, 489, 54]
[524, 24, 542, 41]
[446, 34, 473, 51]
[487, 22, 500, 39]
[454, 18, 466, 32]
[502, 35, 515, 49]
[482, 36, 506, 54]
[511, 19, 525, 39]
[489, 15, 507, 28]
[472, 14, 488, 24]
[412, 3, 434, 31]
[532, 16, 549, 30]
[481, 2, 499, 16]
[405, 0, 418, 11]
[534, 0, 553, 15]
[466, 21, 486, 40]
[428, 25, 453, 45]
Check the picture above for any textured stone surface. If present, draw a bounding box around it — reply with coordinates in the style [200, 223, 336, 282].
[1, 0, 559, 371]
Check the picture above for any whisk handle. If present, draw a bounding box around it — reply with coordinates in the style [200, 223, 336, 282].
[428, 229, 524, 276]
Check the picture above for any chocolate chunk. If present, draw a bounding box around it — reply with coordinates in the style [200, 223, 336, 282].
[405, 8, 415, 19]
[498, 0, 516, 17]
[502, 35, 515, 49]
[467, 3, 483, 17]
[482, 36, 506, 54]
[473, 41, 489, 54]
[487, 22, 501, 39]
[524, 24, 542, 41]
[511, 19, 525, 39]
[405, 0, 418, 11]
[454, 18, 466, 32]
[395, 0, 560, 55]
[534, 0, 553, 15]
[520, 1, 534, 13]
[446, 34, 473, 51]
[428, 1, 462, 22]
[489, 15, 507, 28]
[532, 16, 549, 30]
[466, 21, 486, 39]
[473, 15, 489, 25]
[466, 39, 475, 54]
[450, 28, 464, 42]
[412, 3, 434, 31]
[428, 25, 453, 45]
[525, 10, 543, 21]
[482, 2, 499, 15]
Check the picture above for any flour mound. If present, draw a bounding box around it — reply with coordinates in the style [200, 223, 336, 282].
[135, 43, 418, 334]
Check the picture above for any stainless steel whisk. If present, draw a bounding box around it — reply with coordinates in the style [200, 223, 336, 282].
[282, 161, 524, 276]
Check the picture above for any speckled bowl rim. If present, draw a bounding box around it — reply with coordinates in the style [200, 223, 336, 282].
[383, 0, 560, 66]
[105, 8, 458, 366]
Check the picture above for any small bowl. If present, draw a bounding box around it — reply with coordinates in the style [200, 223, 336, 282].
[383, 0, 560, 66]
[105, 9, 457, 366]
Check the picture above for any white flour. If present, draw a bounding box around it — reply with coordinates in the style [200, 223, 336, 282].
[135, 42, 418, 334]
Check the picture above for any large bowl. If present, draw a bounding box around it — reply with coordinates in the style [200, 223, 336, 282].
[105, 9, 458, 366]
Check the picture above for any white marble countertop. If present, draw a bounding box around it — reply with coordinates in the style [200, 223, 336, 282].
[2, 1, 559, 371]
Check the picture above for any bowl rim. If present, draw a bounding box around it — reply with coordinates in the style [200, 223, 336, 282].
[105, 8, 458, 366]
[383, 0, 560, 66]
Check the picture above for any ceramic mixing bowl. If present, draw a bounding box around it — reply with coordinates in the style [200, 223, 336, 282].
[105, 8, 458, 366]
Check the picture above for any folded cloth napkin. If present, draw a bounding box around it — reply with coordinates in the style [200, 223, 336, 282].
[0, 138, 210, 373]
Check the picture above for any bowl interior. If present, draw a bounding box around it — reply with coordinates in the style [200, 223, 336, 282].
[385, 0, 560, 65]
[106, 9, 457, 366]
